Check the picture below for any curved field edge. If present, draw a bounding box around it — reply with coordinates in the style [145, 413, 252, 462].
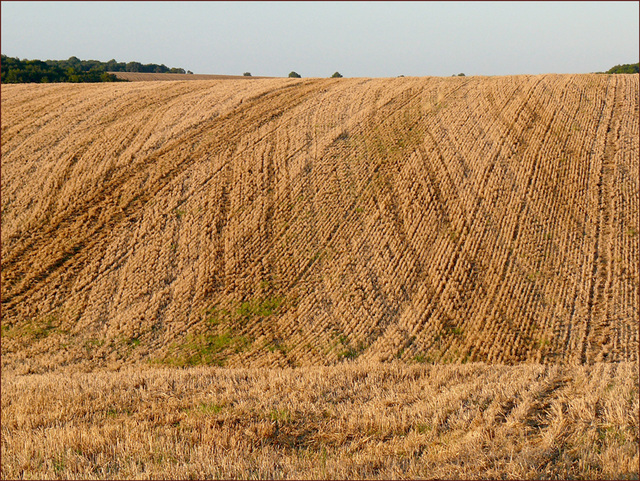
[1, 361, 638, 479]
[1, 74, 638, 374]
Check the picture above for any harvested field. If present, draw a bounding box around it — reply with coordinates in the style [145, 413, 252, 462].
[2, 362, 638, 479]
[109, 72, 274, 81]
[1, 74, 638, 374]
[1, 73, 639, 480]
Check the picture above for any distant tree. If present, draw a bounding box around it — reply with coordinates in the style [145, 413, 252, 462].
[67, 56, 81, 68]
[458, 73, 466, 76]
[66, 67, 80, 83]
[0, 55, 187, 83]
[288, 71, 301, 78]
[331, 71, 343, 78]
[100, 72, 118, 82]
[605, 63, 639, 74]
[243, 72, 252, 76]
[125, 61, 143, 72]
[105, 59, 119, 72]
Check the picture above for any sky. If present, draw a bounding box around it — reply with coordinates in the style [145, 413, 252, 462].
[1, 1, 638, 78]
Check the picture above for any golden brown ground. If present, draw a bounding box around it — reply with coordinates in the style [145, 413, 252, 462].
[2, 362, 637, 479]
[2, 75, 637, 373]
[1, 74, 638, 480]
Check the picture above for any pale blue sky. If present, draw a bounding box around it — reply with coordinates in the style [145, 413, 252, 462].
[1, 1, 638, 77]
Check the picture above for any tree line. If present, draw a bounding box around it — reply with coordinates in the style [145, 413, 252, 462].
[594, 63, 639, 75]
[605, 63, 639, 74]
[1, 55, 191, 83]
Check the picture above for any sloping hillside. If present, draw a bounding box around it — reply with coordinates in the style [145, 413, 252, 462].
[1, 75, 638, 373]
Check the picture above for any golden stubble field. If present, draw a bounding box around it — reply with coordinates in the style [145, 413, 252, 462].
[1, 74, 637, 373]
[1, 362, 638, 479]
[1, 74, 638, 479]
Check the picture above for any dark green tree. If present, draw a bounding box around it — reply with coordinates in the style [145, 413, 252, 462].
[243, 72, 252, 76]
[288, 71, 301, 78]
[125, 61, 143, 72]
[100, 72, 118, 82]
[1, 55, 188, 83]
[331, 71, 343, 78]
[66, 67, 80, 83]
[606, 63, 639, 74]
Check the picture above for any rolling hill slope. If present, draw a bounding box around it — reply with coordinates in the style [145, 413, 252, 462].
[1, 74, 638, 373]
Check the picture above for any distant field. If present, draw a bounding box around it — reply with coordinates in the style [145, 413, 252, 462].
[108, 71, 274, 81]
[2, 362, 637, 479]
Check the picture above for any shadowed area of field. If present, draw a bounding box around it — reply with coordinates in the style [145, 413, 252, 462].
[1, 74, 638, 374]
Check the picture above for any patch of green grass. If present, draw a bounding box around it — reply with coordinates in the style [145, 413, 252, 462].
[441, 321, 463, 339]
[269, 408, 292, 423]
[162, 331, 251, 367]
[86, 338, 105, 348]
[169, 295, 289, 366]
[335, 334, 366, 361]
[627, 227, 637, 237]
[52, 456, 65, 474]
[198, 402, 225, 414]
[266, 339, 290, 354]
[152, 451, 178, 466]
[536, 338, 551, 349]
[413, 353, 434, 363]
[236, 296, 284, 320]
[450, 327, 463, 337]
[526, 270, 543, 282]
[414, 423, 433, 434]
[204, 305, 232, 326]
[106, 407, 132, 417]
[340, 346, 361, 360]
[15, 314, 61, 340]
[0, 323, 15, 339]
[204, 295, 286, 328]
[598, 425, 627, 447]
